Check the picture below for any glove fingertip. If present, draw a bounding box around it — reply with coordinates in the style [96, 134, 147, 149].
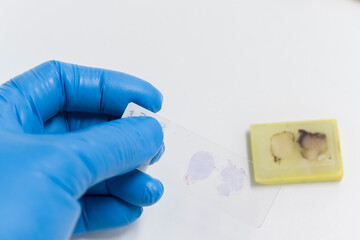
[143, 178, 164, 206]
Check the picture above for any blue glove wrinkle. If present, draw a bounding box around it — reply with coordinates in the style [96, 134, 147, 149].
[54, 60, 163, 116]
[0, 81, 42, 133]
[76, 197, 91, 233]
[43, 111, 70, 134]
[44, 112, 117, 134]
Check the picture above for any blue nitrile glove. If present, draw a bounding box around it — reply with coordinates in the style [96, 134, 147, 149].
[0, 61, 165, 240]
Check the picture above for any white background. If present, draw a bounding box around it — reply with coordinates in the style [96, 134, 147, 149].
[1, 0, 360, 239]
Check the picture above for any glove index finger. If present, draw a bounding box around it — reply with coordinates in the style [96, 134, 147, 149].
[0, 61, 163, 133]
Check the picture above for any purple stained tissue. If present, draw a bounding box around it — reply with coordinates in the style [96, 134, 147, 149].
[217, 183, 231, 196]
[217, 165, 246, 196]
[185, 151, 215, 184]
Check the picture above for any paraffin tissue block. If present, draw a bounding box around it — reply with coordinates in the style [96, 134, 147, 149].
[250, 120, 343, 185]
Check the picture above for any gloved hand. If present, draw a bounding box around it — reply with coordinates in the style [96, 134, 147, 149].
[0, 61, 165, 240]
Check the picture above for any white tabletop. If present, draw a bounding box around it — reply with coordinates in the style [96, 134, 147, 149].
[1, 0, 360, 239]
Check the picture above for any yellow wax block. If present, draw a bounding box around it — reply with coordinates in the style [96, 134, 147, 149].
[250, 120, 343, 185]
